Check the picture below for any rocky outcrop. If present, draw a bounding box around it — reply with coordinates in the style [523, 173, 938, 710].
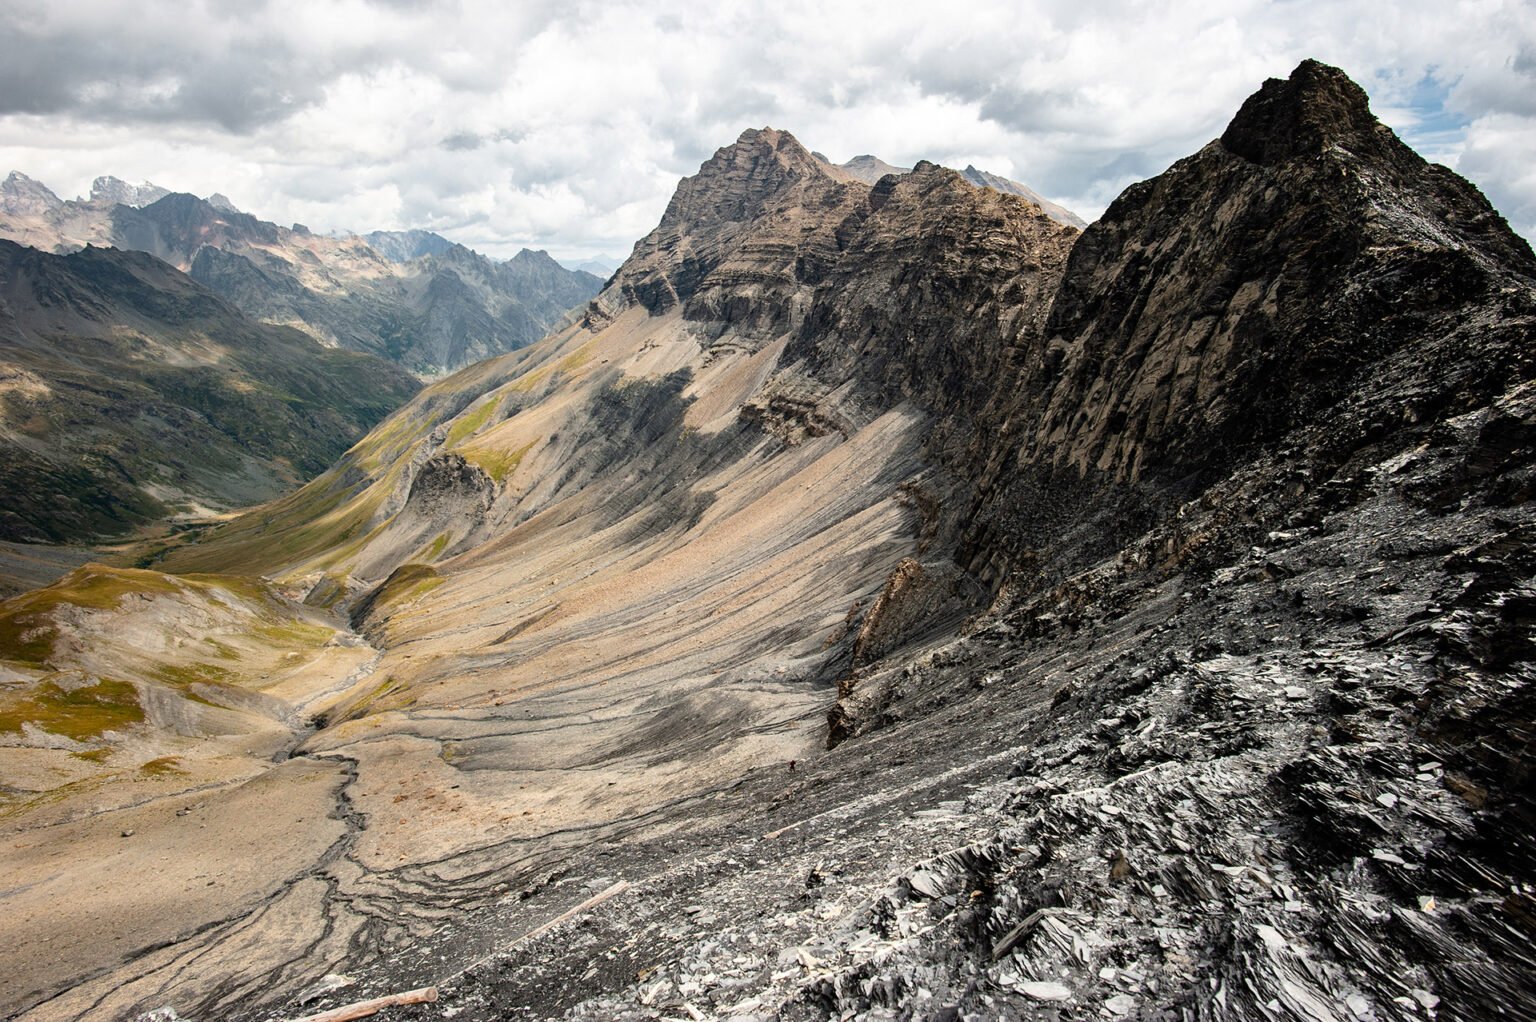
[602, 128, 868, 337]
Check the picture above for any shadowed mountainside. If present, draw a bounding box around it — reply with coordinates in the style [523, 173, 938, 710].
[0, 240, 421, 546]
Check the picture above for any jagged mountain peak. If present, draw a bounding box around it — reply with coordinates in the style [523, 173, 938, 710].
[88, 174, 171, 207]
[1220, 58, 1384, 166]
[602, 126, 869, 321]
[362, 228, 454, 262]
[836, 153, 1085, 228]
[655, 126, 850, 232]
[1, 170, 63, 216]
[507, 247, 562, 268]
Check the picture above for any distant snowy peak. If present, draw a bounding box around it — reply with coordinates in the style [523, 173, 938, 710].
[822, 153, 1086, 229]
[89, 175, 172, 208]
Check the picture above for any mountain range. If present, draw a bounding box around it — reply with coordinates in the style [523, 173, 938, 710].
[0, 239, 420, 551]
[0, 174, 603, 375]
[1, 60, 1533, 1022]
[828, 152, 1087, 227]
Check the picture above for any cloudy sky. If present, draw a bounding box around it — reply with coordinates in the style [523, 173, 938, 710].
[1, 0, 1532, 265]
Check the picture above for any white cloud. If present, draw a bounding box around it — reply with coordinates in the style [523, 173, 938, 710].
[0, 0, 1531, 262]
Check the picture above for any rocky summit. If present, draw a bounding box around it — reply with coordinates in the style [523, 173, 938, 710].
[1, 60, 1534, 1022]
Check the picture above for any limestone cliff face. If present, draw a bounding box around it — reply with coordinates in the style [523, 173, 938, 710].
[601, 128, 868, 338]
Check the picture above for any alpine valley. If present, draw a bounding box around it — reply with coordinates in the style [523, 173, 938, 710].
[2, 61, 1534, 1022]
[0, 175, 605, 376]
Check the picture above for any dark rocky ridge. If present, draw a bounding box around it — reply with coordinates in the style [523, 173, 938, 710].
[945, 59, 1535, 592]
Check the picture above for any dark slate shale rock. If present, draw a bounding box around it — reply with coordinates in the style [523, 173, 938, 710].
[951, 58, 1536, 594]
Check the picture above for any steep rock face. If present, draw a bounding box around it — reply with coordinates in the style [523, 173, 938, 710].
[602, 128, 867, 337]
[955, 59, 1536, 588]
[1, 171, 62, 217]
[771, 162, 1078, 438]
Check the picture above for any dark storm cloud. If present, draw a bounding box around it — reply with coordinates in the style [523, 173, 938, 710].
[0, 15, 356, 132]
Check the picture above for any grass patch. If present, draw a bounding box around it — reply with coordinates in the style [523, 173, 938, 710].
[444, 396, 502, 450]
[323, 674, 414, 726]
[155, 467, 388, 578]
[203, 638, 243, 660]
[423, 531, 452, 561]
[504, 341, 595, 394]
[0, 565, 183, 666]
[149, 661, 236, 687]
[0, 677, 143, 742]
[355, 407, 433, 472]
[368, 563, 444, 611]
[462, 438, 537, 484]
[139, 755, 185, 776]
[255, 618, 334, 647]
[71, 747, 112, 763]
